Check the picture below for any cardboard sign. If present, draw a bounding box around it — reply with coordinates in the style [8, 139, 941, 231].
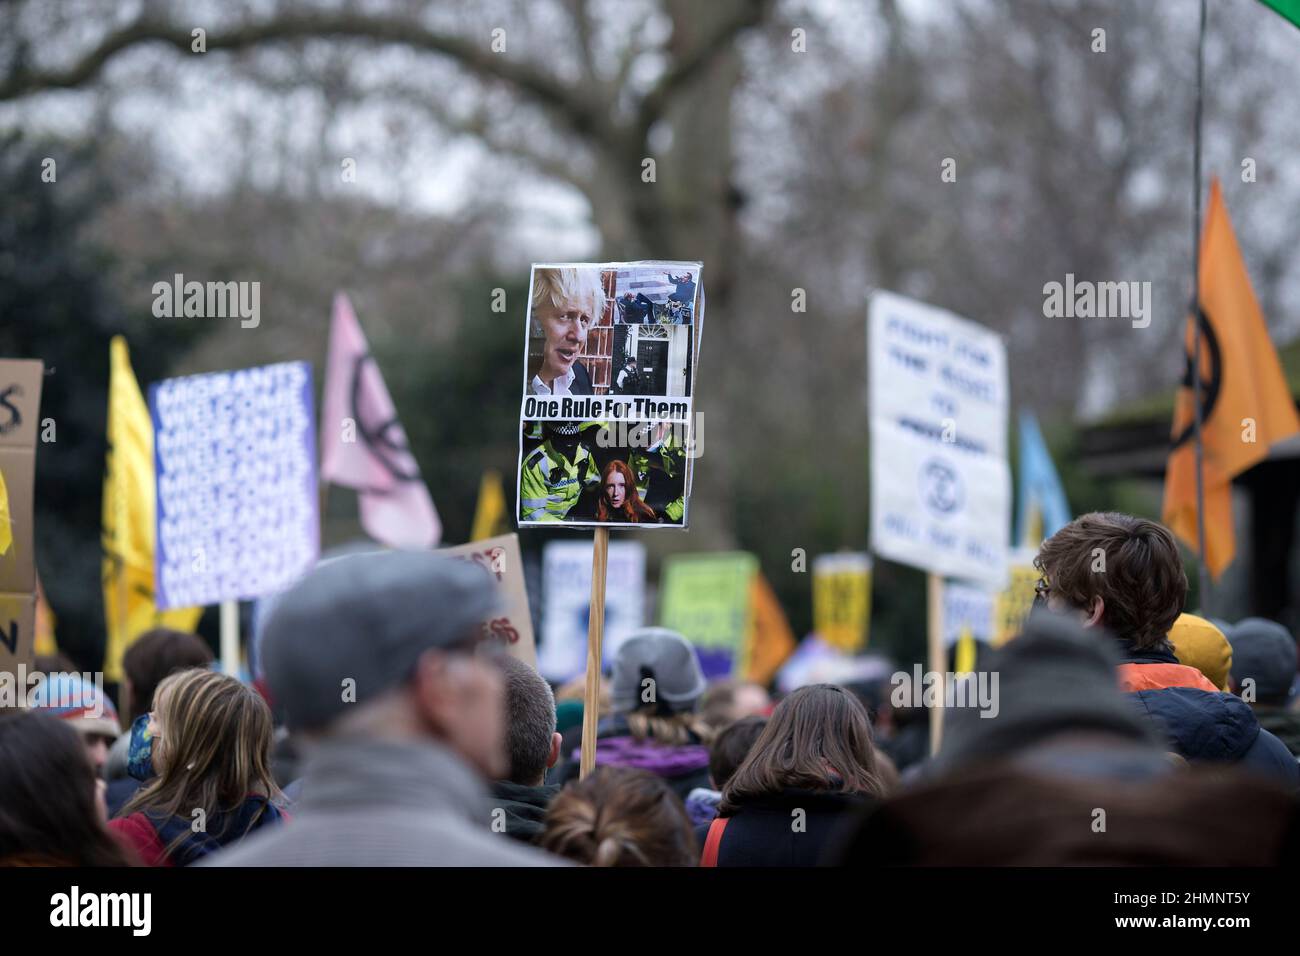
[813, 553, 872, 652]
[0, 592, 36, 683]
[150, 362, 319, 608]
[868, 291, 1010, 587]
[658, 552, 757, 679]
[0, 360, 43, 596]
[516, 261, 703, 529]
[537, 538, 645, 682]
[438, 533, 538, 667]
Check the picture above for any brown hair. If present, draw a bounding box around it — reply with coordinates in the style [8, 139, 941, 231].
[122, 628, 214, 723]
[708, 715, 767, 789]
[120, 669, 281, 859]
[719, 684, 886, 814]
[540, 767, 697, 866]
[0, 712, 135, 866]
[1034, 512, 1187, 651]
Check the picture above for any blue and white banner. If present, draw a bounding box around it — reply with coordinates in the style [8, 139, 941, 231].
[150, 362, 319, 609]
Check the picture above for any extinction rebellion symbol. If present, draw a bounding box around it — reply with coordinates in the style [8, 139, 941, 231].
[919, 458, 963, 519]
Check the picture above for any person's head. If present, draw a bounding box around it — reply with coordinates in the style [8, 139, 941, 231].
[122, 669, 281, 829]
[610, 628, 710, 745]
[530, 267, 605, 385]
[699, 679, 772, 730]
[720, 684, 886, 813]
[260, 551, 509, 779]
[1228, 618, 1298, 706]
[708, 716, 767, 790]
[27, 670, 122, 774]
[596, 460, 655, 522]
[1034, 512, 1187, 651]
[122, 628, 214, 723]
[497, 656, 560, 787]
[540, 767, 697, 866]
[0, 711, 133, 866]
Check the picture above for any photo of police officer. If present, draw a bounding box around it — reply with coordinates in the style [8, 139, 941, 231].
[517, 419, 688, 525]
[525, 267, 609, 396]
[518, 420, 603, 522]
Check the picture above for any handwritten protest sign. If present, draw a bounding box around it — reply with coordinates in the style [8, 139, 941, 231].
[537, 539, 644, 682]
[150, 362, 319, 608]
[868, 291, 1010, 588]
[0, 359, 43, 678]
[438, 533, 537, 667]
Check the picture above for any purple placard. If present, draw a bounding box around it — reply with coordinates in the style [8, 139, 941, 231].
[150, 361, 319, 609]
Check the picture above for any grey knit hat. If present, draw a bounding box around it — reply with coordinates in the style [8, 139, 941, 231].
[611, 627, 707, 714]
[260, 550, 499, 731]
[1228, 618, 1297, 704]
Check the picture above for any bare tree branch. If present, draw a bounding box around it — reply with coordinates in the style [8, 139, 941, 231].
[0, 9, 611, 140]
[632, 0, 773, 138]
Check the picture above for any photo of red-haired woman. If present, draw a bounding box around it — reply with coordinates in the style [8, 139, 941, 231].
[596, 460, 658, 523]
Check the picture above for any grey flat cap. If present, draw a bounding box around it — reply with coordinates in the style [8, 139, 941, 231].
[261, 550, 499, 731]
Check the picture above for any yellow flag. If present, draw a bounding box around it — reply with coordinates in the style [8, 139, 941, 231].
[35, 573, 57, 656]
[954, 626, 976, 676]
[1163, 179, 1300, 578]
[102, 337, 202, 681]
[470, 469, 508, 542]
[0, 466, 11, 557]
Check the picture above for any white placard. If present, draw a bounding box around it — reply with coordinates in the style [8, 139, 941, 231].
[538, 539, 645, 682]
[869, 291, 1010, 588]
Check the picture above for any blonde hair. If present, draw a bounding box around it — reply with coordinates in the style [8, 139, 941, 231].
[530, 268, 606, 323]
[625, 706, 715, 747]
[120, 669, 281, 858]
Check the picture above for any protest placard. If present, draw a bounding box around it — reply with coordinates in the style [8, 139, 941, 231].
[659, 552, 757, 679]
[992, 548, 1039, 646]
[868, 291, 1010, 588]
[150, 362, 319, 609]
[0, 359, 44, 679]
[516, 261, 702, 529]
[437, 533, 538, 667]
[813, 552, 872, 652]
[537, 539, 645, 682]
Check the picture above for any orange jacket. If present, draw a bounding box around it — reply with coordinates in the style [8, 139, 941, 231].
[1117, 661, 1218, 694]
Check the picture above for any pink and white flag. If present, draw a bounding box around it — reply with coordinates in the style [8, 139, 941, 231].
[320, 292, 441, 549]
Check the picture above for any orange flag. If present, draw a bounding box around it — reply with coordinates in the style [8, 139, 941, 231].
[1162, 178, 1300, 577]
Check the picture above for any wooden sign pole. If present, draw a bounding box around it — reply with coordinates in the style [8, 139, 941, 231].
[579, 528, 610, 779]
[220, 599, 240, 676]
[926, 572, 945, 755]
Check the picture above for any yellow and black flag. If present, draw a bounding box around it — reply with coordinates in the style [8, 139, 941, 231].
[102, 337, 202, 681]
[1162, 179, 1300, 578]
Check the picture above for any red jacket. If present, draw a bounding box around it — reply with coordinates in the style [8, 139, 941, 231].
[108, 814, 171, 867]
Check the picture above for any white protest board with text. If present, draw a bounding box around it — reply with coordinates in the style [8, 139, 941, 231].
[869, 291, 1010, 588]
[538, 539, 645, 682]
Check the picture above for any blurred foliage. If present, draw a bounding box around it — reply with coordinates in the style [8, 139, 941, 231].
[0, 131, 206, 670]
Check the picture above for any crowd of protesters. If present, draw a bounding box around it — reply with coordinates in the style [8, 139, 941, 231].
[3, 511, 1300, 867]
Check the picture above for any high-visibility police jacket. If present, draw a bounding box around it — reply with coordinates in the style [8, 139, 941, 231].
[519, 438, 600, 522]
